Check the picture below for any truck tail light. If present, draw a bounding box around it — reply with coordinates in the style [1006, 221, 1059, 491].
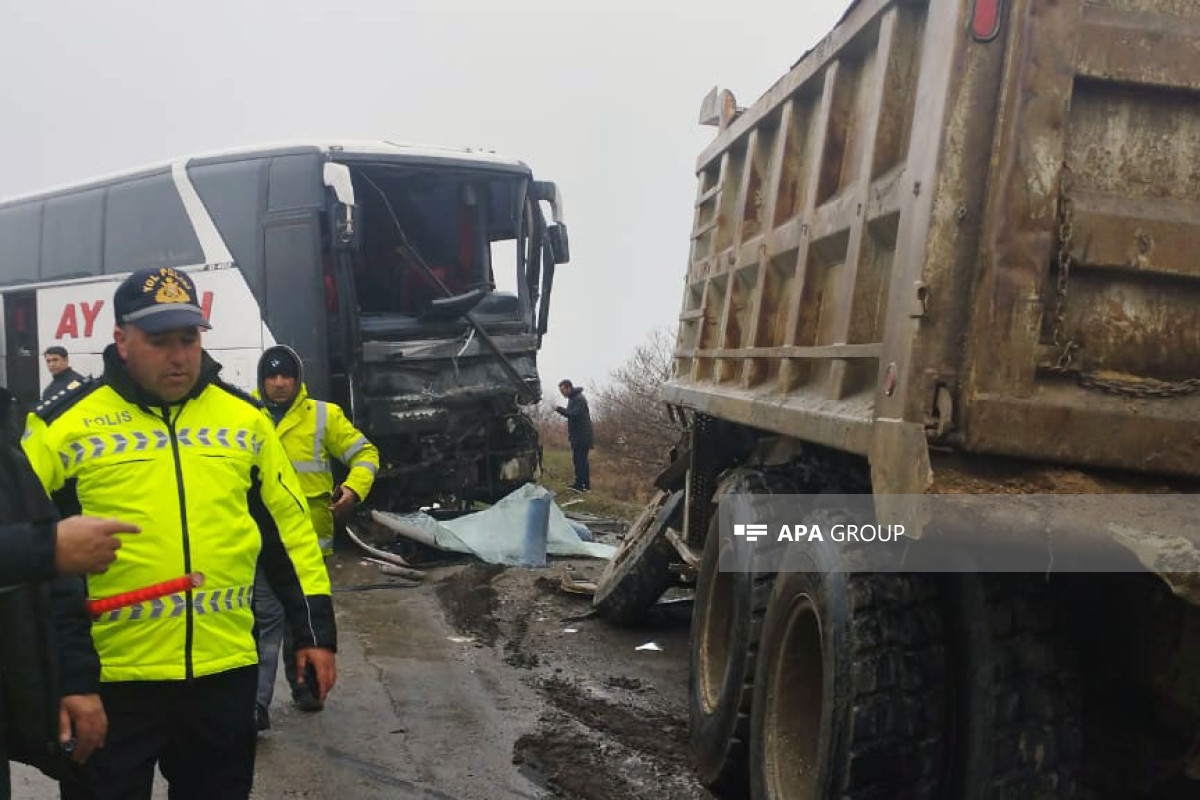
[972, 0, 1002, 42]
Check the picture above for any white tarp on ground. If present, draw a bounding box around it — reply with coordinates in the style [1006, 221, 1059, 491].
[371, 483, 615, 566]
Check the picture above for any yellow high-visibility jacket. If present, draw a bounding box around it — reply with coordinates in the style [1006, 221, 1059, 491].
[255, 384, 379, 504]
[22, 347, 336, 684]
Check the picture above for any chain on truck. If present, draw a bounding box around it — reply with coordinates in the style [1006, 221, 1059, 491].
[593, 0, 1200, 797]
[0, 142, 570, 510]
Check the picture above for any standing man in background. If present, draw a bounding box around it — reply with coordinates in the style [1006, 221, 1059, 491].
[253, 344, 378, 729]
[556, 379, 593, 493]
[42, 347, 85, 402]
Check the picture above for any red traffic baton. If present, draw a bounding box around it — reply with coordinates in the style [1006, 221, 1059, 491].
[87, 573, 205, 618]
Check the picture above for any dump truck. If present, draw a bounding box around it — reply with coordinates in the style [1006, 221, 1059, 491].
[593, 0, 1200, 796]
[0, 142, 569, 509]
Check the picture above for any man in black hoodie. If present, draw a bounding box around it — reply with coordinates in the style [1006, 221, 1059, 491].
[0, 386, 138, 796]
[555, 380, 593, 492]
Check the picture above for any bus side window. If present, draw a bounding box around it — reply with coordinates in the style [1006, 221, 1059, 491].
[0, 203, 42, 285]
[191, 159, 270, 302]
[42, 189, 104, 280]
[104, 173, 204, 273]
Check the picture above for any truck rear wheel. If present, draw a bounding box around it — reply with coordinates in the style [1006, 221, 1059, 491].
[689, 470, 793, 795]
[948, 573, 1083, 799]
[749, 511, 949, 799]
[592, 490, 683, 625]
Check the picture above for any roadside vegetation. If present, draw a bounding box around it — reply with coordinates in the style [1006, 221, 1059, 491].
[535, 328, 681, 523]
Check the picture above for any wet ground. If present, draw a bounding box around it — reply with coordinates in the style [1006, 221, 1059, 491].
[13, 556, 711, 799]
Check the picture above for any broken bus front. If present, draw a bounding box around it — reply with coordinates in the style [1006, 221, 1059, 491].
[324, 155, 570, 508]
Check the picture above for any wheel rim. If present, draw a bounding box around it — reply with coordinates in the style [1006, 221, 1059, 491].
[764, 594, 823, 799]
[699, 558, 736, 714]
[599, 496, 660, 588]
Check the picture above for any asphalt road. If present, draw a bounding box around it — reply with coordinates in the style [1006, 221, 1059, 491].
[12, 557, 707, 800]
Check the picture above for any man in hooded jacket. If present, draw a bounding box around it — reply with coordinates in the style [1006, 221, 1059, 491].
[252, 345, 378, 729]
[555, 380, 593, 492]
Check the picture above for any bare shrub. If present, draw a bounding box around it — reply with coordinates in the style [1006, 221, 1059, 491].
[593, 328, 682, 475]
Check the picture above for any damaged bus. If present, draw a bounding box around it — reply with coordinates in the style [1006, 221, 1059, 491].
[0, 141, 570, 508]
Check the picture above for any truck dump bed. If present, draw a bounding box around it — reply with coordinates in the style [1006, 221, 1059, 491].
[665, 0, 1200, 488]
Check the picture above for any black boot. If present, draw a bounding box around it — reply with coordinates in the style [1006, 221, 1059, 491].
[255, 703, 271, 732]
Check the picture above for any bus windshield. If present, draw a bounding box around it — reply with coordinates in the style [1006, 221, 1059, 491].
[350, 166, 527, 319]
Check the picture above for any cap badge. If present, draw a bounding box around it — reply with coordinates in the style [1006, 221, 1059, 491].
[144, 269, 193, 305]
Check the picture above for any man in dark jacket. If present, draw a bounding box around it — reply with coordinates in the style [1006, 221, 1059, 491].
[42, 347, 86, 402]
[0, 386, 138, 797]
[555, 380, 593, 492]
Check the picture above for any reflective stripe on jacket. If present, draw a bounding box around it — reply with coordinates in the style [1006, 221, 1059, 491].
[257, 384, 379, 503]
[22, 346, 335, 683]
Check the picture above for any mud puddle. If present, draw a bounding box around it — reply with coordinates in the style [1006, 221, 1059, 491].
[434, 561, 712, 800]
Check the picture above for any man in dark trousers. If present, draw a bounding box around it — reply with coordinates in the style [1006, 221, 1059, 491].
[23, 267, 336, 800]
[0, 385, 139, 798]
[555, 379, 593, 492]
[42, 347, 85, 402]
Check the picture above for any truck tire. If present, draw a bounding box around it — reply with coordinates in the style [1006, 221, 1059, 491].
[948, 573, 1083, 799]
[592, 490, 684, 625]
[689, 470, 794, 796]
[749, 510, 949, 799]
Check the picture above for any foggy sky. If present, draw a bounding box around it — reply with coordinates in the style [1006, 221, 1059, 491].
[0, 0, 853, 404]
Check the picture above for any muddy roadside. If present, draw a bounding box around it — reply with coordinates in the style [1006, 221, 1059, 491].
[430, 559, 712, 800]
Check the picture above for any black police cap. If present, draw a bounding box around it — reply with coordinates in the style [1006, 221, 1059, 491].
[114, 268, 212, 333]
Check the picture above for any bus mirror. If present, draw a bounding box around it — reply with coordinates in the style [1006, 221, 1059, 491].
[333, 204, 356, 246]
[547, 224, 570, 264]
[532, 181, 566, 224]
[324, 163, 357, 246]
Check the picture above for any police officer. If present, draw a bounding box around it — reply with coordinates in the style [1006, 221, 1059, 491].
[252, 345, 378, 728]
[42, 346, 86, 402]
[22, 267, 337, 800]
